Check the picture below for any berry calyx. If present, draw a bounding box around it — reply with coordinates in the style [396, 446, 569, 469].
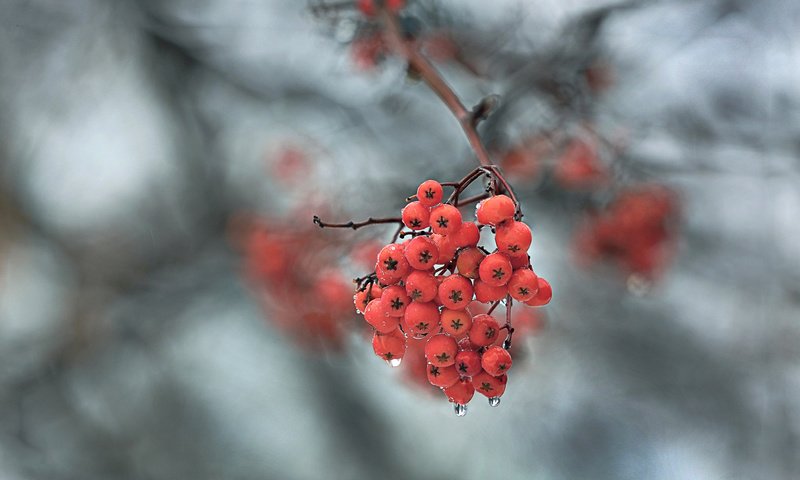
[454, 350, 482, 377]
[478, 252, 513, 287]
[440, 308, 472, 337]
[430, 204, 463, 235]
[382, 285, 410, 317]
[495, 220, 532, 257]
[405, 270, 439, 303]
[481, 345, 513, 376]
[377, 244, 410, 277]
[507, 268, 539, 302]
[468, 314, 501, 347]
[416, 179, 443, 207]
[401, 201, 431, 230]
[473, 371, 507, 398]
[438, 274, 474, 310]
[403, 301, 440, 337]
[427, 364, 460, 388]
[425, 334, 458, 367]
[404, 236, 439, 270]
[525, 277, 552, 306]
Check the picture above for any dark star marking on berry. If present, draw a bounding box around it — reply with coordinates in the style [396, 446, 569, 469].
[458, 362, 468, 373]
[419, 250, 433, 264]
[508, 244, 520, 252]
[499, 363, 507, 371]
[435, 352, 450, 363]
[518, 287, 529, 296]
[384, 257, 398, 271]
[436, 216, 448, 228]
[410, 218, 422, 228]
[485, 327, 496, 339]
[390, 298, 404, 310]
[450, 319, 463, 330]
[448, 290, 463, 303]
[384, 352, 394, 359]
[480, 382, 493, 392]
[410, 289, 422, 300]
[429, 365, 440, 377]
[416, 322, 429, 331]
[424, 188, 435, 199]
[492, 268, 505, 280]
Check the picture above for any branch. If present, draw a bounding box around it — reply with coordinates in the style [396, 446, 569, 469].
[313, 215, 402, 230]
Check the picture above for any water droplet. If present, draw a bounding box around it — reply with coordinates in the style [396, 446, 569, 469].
[453, 403, 467, 417]
[488, 397, 501, 407]
[386, 358, 402, 367]
[334, 18, 357, 43]
[502, 340, 511, 350]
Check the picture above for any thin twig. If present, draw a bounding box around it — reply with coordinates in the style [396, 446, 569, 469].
[314, 215, 402, 230]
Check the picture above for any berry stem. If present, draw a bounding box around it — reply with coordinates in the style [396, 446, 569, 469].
[487, 300, 502, 316]
[502, 295, 515, 349]
[380, 10, 494, 168]
[313, 215, 402, 230]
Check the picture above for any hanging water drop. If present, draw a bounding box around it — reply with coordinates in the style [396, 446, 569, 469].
[453, 403, 467, 417]
[488, 396, 501, 407]
[387, 358, 402, 367]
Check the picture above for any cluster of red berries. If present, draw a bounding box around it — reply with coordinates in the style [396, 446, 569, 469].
[574, 184, 679, 281]
[353, 180, 552, 415]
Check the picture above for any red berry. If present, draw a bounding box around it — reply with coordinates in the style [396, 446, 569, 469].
[364, 298, 399, 333]
[437, 274, 474, 310]
[444, 378, 475, 405]
[473, 371, 507, 398]
[430, 204, 462, 235]
[509, 254, 530, 270]
[377, 244, 409, 277]
[376, 266, 403, 286]
[431, 234, 457, 264]
[404, 236, 439, 270]
[403, 301, 440, 337]
[507, 269, 539, 302]
[401, 201, 430, 230]
[354, 284, 383, 313]
[525, 277, 552, 306]
[405, 270, 439, 303]
[454, 350, 482, 377]
[372, 329, 406, 362]
[425, 334, 458, 367]
[440, 308, 472, 337]
[427, 364, 460, 388]
[473, 279, 507, 303]
[386, 0, 405, 12]
[455, 247, 485, 279]
[495, 221, 532, 257]
[481, 345, 513, 376]
[478, 252, 513, 287]
[468, 314, 501, 347]
[381, 285, 410, 317]
[476, 195, 515, 226]
[451, 221, 480, 248]
[417, 179, 443, 208]
[357, 0, 376, 16]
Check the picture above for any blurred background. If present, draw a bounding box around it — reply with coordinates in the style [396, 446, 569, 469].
[1, 0, 799, 478]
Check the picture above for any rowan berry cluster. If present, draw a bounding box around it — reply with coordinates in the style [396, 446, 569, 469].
[316, 174, 551, 415]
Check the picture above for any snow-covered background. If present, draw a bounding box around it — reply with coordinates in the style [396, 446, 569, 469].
[1, 0, 799, 478]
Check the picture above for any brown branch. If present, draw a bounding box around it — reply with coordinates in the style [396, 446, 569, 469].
[380, 11, 494, 168]
[313, 215, 402, 230]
